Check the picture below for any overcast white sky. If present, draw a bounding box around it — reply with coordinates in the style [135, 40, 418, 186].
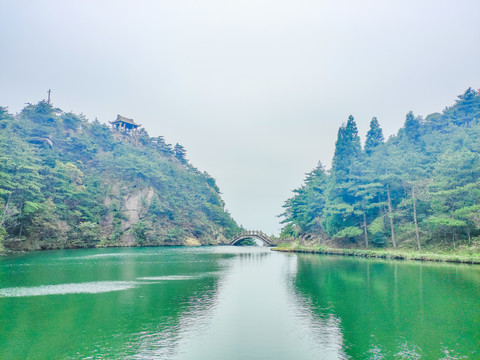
[1, 0, 480, 234]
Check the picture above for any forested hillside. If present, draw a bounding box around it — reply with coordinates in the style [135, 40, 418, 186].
[281, 88, 480, 251]
[0, 101, 239, 251]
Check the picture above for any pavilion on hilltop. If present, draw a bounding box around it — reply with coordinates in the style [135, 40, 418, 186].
[109, 115, 141, 132]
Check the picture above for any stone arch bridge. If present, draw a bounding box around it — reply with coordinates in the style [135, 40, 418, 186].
[229, 230, 276, 246]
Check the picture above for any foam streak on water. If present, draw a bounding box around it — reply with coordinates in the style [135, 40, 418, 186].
[0, 281, 137, 297]
[137, 276, 199, 281]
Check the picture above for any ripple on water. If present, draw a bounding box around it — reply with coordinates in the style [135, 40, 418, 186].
[137, 275, 199, 281]
[67, 253, 136, 260]
[0, 281, 137, 297]
[137, 273, 218, 281]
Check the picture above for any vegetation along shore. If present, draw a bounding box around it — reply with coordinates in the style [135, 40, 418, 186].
[278, 88, 480, 258]
[0, 102, 240, 252]
[273, 243, 480, 265]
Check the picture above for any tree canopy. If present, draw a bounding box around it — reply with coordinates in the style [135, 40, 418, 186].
[0, 101, 240, 251]
[281, 88, 480, 251]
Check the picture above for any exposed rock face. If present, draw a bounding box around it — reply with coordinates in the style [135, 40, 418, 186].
[96, 178, 237, 247]
[29, 136, 54, 148]
[184, 237, 201, 246]
[99, 213, 113, 240]
[99, 186, 156, 246]
[122, 187, 154, 231]
[120, 232, 136, 247]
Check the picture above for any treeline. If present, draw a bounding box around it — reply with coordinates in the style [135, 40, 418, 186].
[281, 88, 480, 250]
[0, 101, 239, 251]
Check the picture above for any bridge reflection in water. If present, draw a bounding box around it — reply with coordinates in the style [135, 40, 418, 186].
[229, 231, 272, 246]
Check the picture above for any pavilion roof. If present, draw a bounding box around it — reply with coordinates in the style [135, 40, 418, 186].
[109, 115, 141, 127]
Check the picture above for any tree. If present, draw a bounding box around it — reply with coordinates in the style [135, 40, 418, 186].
[280, 162, 327, 236]
[453, 205, 480, 243]
[0, 134, 44, 236]
[174, 143, 188, 165]
[0, 106, 15, 130]
[365, 117, 384, 154]
[153, 136, 174, 157]
[450, 87, 480, 126]
[411, 184, 422, 251]
[331, 115, 361, 177]
[353, 182, 384, 248]
[404, 111, 421, 142]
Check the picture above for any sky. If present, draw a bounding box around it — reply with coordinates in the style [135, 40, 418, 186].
[1, 0, 480, 235]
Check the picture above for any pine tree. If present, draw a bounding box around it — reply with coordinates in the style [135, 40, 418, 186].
[280, 162, 327, 236]
[174, 143, 188, 165]
[331, 115, 361, 176]
[323, 116, 363, 240]
[365, 117, 384, 154]
[153, 136, 174, 157]
[404, 111, 421, 141]
[0, 107, 14, 130]
[451, 87, 480, 125]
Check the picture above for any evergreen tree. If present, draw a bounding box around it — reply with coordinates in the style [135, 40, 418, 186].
[281, 162, 327, 236]
[174, 143, 188, 165]
[331, 115, 361, 176]
[450, 87, 480, 125]
[153, 136, 174, 157]
[322, 116, 363, 240]
[404, 111, 421, 141]
[364, 117, 384, 154]
[0, 107, 14, 130]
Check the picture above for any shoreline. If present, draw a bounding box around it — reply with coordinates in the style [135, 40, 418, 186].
[0, 242, 276, 257]
[3, 243, 480, 265]
[272, 244, 480, 265]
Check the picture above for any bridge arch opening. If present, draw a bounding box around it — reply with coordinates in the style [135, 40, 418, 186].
[229, 231, 272, 246]
[232, 237, 265, 246]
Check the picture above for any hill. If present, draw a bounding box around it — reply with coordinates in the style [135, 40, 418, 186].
[0, 101, 240, 251]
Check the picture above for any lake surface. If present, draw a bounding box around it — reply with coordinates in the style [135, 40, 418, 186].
[0, 246, 479, 359]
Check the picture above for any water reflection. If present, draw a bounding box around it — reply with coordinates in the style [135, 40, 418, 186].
[292, 255, 480, 359]
[1, 247, 477, 359]
[159, 248, 346, 360]
[129, 287, 219, 359]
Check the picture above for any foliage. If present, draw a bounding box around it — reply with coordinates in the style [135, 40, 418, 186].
[364, 117, 384, 154]
[173, 143, 188, 165]
[0, 102, 239, 251]
[273, 244, 480, 264]
[131, 221, 148, 245]
[233, 238, 257, 246]
[280, 162, 327, 235]
[281, 88, 480, 250]
[164, 227, 187, 244]
[333, 226, 363, 239]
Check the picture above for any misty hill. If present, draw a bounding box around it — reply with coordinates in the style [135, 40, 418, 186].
[0, 101, 239, 251]
[281, 88, 480, 251]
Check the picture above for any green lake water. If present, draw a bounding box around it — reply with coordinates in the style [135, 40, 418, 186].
[0, 246, 479, 359]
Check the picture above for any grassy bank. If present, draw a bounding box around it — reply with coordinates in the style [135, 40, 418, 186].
[272, 243, 480, 265]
